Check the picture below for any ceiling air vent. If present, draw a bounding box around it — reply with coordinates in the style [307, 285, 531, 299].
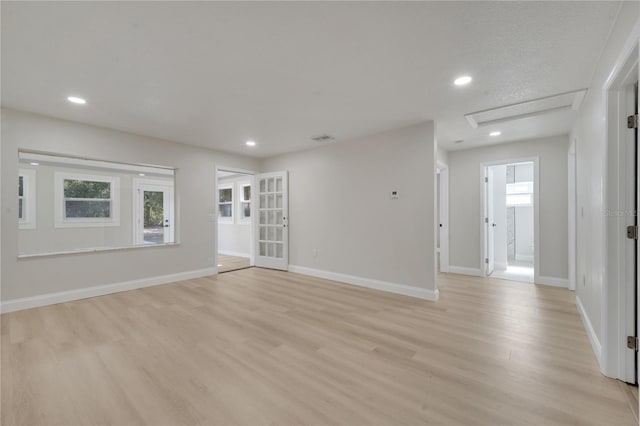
[464, 89, 588, 129]
[311, 134, 335, 143]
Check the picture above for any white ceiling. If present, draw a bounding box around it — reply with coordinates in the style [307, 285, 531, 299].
[1, 1, 621, 157]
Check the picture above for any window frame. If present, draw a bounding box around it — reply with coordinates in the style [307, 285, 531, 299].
[218, 183, 234, 224]
[18, 168, 37, 230]
[54, 172, 120, 228]
[239, 182, 251, 224]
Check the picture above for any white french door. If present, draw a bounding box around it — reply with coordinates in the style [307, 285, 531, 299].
[254, 171, 288, 270]
[134, 179, 174, 245]
[486, 167, 496, 275]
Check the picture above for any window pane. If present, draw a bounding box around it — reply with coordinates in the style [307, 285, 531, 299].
[219, 188, 232, 203]
[276, 194, 282, 209]
[65, 200, 111, 218]
[18, 176, 24, 197]
[243, 185, 251, 201]
[260, 226, 267, 241]
[275, 243, 283, 258]
[260, 242, 267, 256]
[64, 180, 111, 199]
[260, 179, 266, 193]
[276, 178, 282, 193]
[268, 178, 275, 193]
[260, 211, 267, 225]
[268, 194, 275, 209]
[506, 182, 533, 195]
[18, 198, 23, 219]
[144, 191, 164, 226]
[219, 203, 232, 217]
[242, 202, 251, 218]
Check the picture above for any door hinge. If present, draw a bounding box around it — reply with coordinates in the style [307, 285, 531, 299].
[485, 217, 489, 224]
[627, 336, 638, 351]
[485, 258, 489, 264]
[627, 225, 638, 240]
[628, 114, 638, 129]
[484, 177, 489, 183]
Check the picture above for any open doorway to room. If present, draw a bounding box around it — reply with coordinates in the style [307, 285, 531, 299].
[483, 160, 537, 284]
[216, 168, 254, 273]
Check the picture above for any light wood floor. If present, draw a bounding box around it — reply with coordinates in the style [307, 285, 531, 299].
[1, 269, 637, 425]
[217, 254, 251, 273]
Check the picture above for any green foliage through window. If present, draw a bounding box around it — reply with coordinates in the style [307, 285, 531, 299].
[64, 180, 111, 199]
[144, 191, 164, 226]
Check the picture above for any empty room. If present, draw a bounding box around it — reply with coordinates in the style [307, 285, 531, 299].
[1, 2, 640, 425]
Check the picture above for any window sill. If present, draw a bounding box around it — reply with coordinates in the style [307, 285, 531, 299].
[17, 242, 180, 260]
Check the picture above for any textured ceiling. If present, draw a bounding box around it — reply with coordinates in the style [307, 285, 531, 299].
[1, 1, 621, 157]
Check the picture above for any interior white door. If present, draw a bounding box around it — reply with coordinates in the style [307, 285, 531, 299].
[134, 180, 174, 245]
[254, 171, 288, 270]
[486, 167, 495, 275]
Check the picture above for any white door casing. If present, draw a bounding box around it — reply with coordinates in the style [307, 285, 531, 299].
[486, 167, 495, 275]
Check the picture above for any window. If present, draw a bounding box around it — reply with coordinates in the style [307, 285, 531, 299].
[218, 184, 233, 224]
[240, 183, 251, 223]
[506, 181, 533, 206]
[18, 169, 36, 229]
[55, 172, 120, 227]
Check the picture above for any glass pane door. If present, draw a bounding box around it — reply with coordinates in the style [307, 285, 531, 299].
[255, 171, 288, 270]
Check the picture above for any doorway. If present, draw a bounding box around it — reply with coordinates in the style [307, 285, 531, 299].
[216, 168, 254, 273]
[482, 159, 538, 284]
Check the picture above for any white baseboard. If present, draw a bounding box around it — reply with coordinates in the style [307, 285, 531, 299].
[447, 265, 483, 277]
[289, 265, 439, 301]
[1, 267, 218, 314]
[576, 295, 602, 366]
[535, 275, 569, 288]
[218, 250, 250, 258]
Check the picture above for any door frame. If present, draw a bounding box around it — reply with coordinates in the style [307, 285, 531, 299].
[568, 139, 577, 291]
[437, 161, 450, 273]
[602, 37, 639, 382]
[132, 177, 175, 245]
[480, 157, 540, 283]
[214, 166, 257, 272]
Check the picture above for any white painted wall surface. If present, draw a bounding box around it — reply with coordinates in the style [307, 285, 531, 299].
[218, 174, 252, 257]
[260, 122, 437, 293]
[491, 165, 507, 269]
[570, 2, 639, 361]
[448, 135, 569, 279]
[1, 109, 259, 301]
[514, 206, 534, 262]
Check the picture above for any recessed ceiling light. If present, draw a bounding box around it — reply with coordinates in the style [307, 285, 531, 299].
[30, 162, 39, 166]
[454, 140, 464, 144]
[67, 96, 87, 104]
[245, 140, 256, 147]
[489, 131, 502, 137]
[454, 76, 472, 86]
[138, 173, 145, 176]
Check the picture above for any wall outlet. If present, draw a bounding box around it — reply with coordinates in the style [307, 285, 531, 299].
[390, 190, 399, 200]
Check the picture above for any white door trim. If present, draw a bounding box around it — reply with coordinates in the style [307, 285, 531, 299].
[602, 34, 639, 382]
[480, 157, 540, 284]
[214, 166, 257, 271]
[568, 139, 577, 291]
[437, 161, 450, 273]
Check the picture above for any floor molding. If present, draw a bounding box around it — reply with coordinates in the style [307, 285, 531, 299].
[447, 265, 483, 277]
[0, 267, 218, 314]
[289, 265, 439, 301]
[535, 275, 569, 288]
[218, 250, 250, 258]
[576, 295, 602, 367]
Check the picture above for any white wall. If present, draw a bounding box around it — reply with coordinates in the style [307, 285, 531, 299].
[218, 174, 252, 257]
[491, 165, 507, 269]
[448, 135, 569, 280]
[1, 108, 259, 302]
[260, 122, 437, 297]
[514, 206, 534, 262]
[570, 2, 639, 367]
